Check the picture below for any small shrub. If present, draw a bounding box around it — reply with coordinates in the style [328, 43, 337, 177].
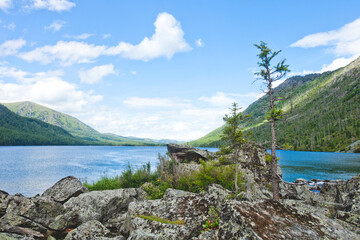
[202, 206, 219, 232]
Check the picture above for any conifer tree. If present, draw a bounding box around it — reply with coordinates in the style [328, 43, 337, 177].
[254, 41, 290, 201]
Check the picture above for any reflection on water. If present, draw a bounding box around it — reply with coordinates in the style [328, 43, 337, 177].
[0, 146, 359, 196]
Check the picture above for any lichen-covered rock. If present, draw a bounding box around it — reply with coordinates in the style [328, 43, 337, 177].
[167, 143, 214, 163]
[127, 229, 161, 240]
[64, 220, 110, 240]
[219, 199, 358, 240]
[64, 188, 147, 226]
[42, 176, 89, 203]
[0, 233, 35, 240]
[124, 186, 227, 239]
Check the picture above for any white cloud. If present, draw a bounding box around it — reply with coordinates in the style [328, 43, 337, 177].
[19, 41, 107, 65]
[102, 34, 111, 39]
[78, 64, 116, 84]
[291, 17, 360, 57]
[106, 12, 192, 61]
[3, 22, 15, 30]
[19, 12, 192, 65]
[320, 56, 357, 72]
[65, 33, 94, 40]
[45, 20, 65, 32]
[28, 0, 75, 12]
[0, 39, 26, 56]
[0, 0, 12, 11]
[199, 92, 236, 107]
[0, 66, 102, 113]
[195, 38, 203, 47]
[130, 70, 137, 75]
[199, 91, 260, 109]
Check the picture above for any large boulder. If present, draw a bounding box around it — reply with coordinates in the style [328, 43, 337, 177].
[42, 176, 89, 203]
[167, 143, 214, 163]
[124, 184, 229, 239]
[219, 199, 358, 240]
[64, 220, 111, 240]
[64, 188, 147, 228]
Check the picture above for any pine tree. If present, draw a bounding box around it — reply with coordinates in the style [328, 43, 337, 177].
[254, 41, 290, 201]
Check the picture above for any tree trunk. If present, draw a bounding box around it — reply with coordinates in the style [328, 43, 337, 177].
[234, 148, 239, 192]
[268, 70, 280, 202]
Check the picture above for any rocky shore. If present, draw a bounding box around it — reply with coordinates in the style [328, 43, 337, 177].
[1, 144, 359, 239]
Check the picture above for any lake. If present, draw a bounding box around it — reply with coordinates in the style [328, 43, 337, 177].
[0, 146, 359, 196]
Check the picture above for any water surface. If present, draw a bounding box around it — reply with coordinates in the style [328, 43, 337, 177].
[0, 146, 359, 196]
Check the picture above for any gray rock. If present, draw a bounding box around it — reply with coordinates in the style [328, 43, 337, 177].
[127, 229, 161, 240]
[64, 188, 146, 225]
[167, 143, 214, 163]
[42, 176, 89, 203]
[0, 233, 35, 240]
[219, 199, 358, 240]
[64, 220, 110, 240]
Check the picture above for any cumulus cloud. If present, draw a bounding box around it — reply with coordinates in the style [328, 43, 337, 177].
[0, 39, 26, 56]
[291, 18, 360, 55]
[19, 41, 107, 65]
[106, 12, 191, 61]
[28, 0, 75, 12]
[0, 0, 12, 11]
[0, 65, 102, 113]
[320, 56, 357, 72]
[19, 12, 191, 65]
[44, 20, 65, 32]
[78, 64, 116, 84]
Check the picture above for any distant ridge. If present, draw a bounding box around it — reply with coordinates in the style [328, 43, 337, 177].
[189, 57, 360, 152]
[0, 104, 87, 145]
[2, 101, 164, 146]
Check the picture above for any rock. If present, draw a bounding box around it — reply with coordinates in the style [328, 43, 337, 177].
[167, 143, 214, 163]
[294, 178, 309, 184]
[0, 233, 35, 240]
[64, 220, 110, 240]
[196, 230, 218, 240]
[127, 229, 161, 240]
[42, 176, 89, 203]
[64, 188, 147, 226]
[219, 199, 358, 240]
[0, 190, 9, 195]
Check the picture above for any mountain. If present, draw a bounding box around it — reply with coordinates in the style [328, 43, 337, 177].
[189, 57, 360, 152]
[2, 101, 163, 146]
[0, 104, 88, 145]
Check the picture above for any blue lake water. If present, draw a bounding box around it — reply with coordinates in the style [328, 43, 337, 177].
[0, 146, 359, 196]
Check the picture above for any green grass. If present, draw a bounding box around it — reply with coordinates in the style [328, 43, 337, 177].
[137, 215, 185, 225]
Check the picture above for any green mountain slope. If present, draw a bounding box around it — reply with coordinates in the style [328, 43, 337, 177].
[2, 101, 163, 146]
[189, 57, 360, 152]
[0, 104, 87, 145]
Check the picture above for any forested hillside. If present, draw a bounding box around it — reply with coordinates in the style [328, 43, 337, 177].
[2, 101, 163, 146]
[189, 57, 360, 152]
[0, 104, 87, 145]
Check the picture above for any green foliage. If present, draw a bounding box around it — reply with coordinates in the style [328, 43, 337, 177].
[283, 143, 293, 150]
[137, 215, 184, 225]
[266, 108, 283, 121]
[188, 57, 360, 152]
[0, 104, 88, 146]
[202, 206, 219, 232]
[175, 160, 246, 193]
[83, 175, 122, 191]
[84, 162, 159, 192]
[2, 101, 164, 146]
[221, 102, 249, 150]
[265, 155, 279, 163]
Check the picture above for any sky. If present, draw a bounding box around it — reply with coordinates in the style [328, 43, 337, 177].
[0, 0, 360, 141]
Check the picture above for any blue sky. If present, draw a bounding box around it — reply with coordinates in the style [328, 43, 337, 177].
[1, 0, 360, 141]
